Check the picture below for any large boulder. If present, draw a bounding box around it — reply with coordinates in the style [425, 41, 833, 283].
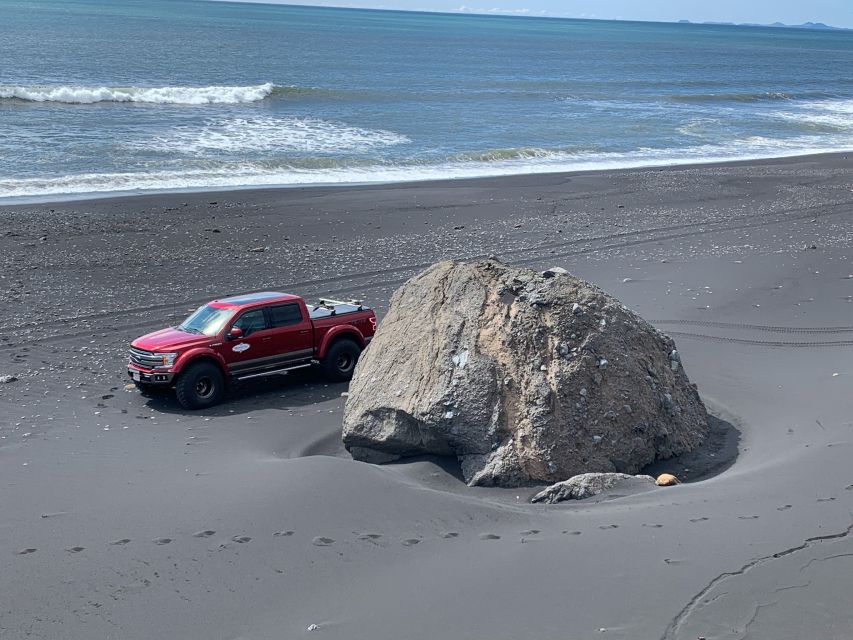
[342, 259, 708, 487]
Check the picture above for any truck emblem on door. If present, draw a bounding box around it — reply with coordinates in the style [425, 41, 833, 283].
[232, 343, 250, 353]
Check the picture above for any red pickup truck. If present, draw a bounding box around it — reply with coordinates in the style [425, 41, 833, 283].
[128, 292, 376, 409]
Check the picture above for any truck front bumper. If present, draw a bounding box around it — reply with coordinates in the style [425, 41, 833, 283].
[127, 364, 174, 386]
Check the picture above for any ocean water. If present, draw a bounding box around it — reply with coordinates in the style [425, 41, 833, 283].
[2, 0, 853, 201]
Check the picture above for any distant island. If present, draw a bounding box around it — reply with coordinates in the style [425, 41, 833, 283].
[677, 19, 849, 31]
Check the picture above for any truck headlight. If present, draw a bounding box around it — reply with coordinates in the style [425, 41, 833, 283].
[158, 353, 178, 368]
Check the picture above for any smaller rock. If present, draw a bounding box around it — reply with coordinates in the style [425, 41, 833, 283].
[531, 472, 655, 503]
[0, 375, 17, 384]
[306, 624, 319, 631]
[248, 246, 267, 253]
[655, 473, 680, 486]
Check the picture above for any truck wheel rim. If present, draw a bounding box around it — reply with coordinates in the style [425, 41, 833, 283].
[196, 377, 214, 398]
[337, 354, 353, 372]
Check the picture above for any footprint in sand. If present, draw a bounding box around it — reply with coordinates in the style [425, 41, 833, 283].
[17, 548, 37, 555]
[153, 538, 172, 545]
[562, 530, 582, 535]
[598, 524, 619, 530]
[663, 558, 686, 565]
[402, 538, 421, 546]
[817, 497, 836, 503]
[520, 529, 540, 536]
[441, 532, 459, 539]
[110, 538, 131, 546]
[193, 530, 216, 538]
[479, 533, 501, 540]
[231, 536, 251, 544]
[777, 505, 792, 511]
[66, 546, 85, 553]
[642, 524, 664, 528]
[358, 533, 382, 541]
[689, 517, 709, 523]
[312, 537, 335, 547]
[738, 515, 760, 520]
[273, 530, 295, 537]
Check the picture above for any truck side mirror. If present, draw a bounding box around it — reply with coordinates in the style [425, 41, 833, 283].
[227, 326, 243, 340]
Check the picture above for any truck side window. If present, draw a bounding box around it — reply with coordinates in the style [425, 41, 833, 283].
[232, 309, 267, 337]
[268, 304, 303, 328]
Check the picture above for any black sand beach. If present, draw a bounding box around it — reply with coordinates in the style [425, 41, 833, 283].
[2, 154, 853, 639]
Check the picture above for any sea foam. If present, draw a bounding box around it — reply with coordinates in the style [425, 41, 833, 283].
[135, 116, 410, 154]
[5, 133, 853, 201]
[0, 83, 276, 104]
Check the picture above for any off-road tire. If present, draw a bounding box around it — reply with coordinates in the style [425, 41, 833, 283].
[321, 339, 361, 382]
[175, 361, 225, 409]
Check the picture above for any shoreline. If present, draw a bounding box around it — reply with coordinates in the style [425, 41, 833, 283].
[3, 148, 852, 208]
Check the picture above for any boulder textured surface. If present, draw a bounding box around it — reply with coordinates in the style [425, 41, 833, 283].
[531, 473, 655, 503]
[342, 259, 709, 487]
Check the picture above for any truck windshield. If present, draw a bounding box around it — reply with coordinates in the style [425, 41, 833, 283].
[178, 305, 234, 337]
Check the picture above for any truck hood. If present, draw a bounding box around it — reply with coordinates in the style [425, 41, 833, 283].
[131, 327, 213, 352]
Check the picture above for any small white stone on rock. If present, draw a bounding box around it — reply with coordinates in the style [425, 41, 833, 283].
[452, 350, 469, 369]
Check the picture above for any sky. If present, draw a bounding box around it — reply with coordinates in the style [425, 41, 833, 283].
[221, 0, 853, 28]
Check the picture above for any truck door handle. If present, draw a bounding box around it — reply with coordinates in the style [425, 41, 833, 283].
[261, 337, 272, 342]
[299, 330, 310, 334]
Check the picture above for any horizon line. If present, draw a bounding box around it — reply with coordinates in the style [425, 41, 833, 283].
[207, 0, 852, 31]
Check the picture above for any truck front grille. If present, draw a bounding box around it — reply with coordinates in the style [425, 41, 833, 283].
[129, 347, 164, 369]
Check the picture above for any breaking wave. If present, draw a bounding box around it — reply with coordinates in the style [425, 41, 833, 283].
[132, 116, 411, 154]
[669, 90, 837, 103]
[769, 98, 853, 131]
[450, 147, 580, 162]
[0, 83, 277, 105]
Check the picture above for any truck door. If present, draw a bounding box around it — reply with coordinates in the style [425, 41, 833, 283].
[264, 303, 314, 363]
[225, 307, 276, 374]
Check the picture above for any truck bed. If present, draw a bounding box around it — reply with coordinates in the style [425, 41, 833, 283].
[308, 300, 371, 320]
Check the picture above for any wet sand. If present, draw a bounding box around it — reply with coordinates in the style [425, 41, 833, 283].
[1, 153, 853, 639]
